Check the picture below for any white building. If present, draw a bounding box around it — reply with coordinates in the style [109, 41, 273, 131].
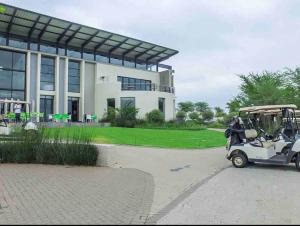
[0, 3, 178, 122]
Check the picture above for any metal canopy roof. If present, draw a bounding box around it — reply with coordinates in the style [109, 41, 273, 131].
[0, 3, 179, 64]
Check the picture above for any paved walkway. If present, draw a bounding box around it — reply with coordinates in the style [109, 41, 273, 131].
[158, 164, 300, 225]
[96, 145, 229, 222]
[0, 165, 154, 225]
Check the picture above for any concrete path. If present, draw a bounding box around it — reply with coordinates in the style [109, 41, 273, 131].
[0, 165, 154, 225]
[158, 164, 300, 225]
[96, 145, 230, 221]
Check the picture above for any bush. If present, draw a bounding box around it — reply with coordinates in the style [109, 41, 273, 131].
[146, 109, 165, 124]
[100, 107, 117, 123]
[176, 111, 186, 122]
[114, 107, 139, 128]
[0, 127, 98, 166]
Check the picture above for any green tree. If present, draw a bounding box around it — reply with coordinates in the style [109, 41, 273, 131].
[214, 107, 226, 117]
[195, 102, 209, 113]
[178, 101, 194, 113]
[202, 110, 214, 122]
[189, 112, 200, 122]
[176, 110, 186, 122]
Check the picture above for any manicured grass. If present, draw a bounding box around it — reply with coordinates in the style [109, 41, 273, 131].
[46, 127, 226, 149]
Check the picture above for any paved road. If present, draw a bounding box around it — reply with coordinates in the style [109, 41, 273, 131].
[158, 164, 300, 225]
[0, 165, 154, 225]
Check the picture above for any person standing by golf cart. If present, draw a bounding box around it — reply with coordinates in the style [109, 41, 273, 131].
[14, 100, 22, 123]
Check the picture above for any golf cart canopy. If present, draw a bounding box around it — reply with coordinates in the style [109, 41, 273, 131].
[239, 105, 297, 113]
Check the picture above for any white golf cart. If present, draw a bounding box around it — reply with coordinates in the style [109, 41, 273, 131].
[226, 105, 300, 171]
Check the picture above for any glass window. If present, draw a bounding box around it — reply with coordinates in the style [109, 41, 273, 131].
[111, 57, 122, 65]
[0, 50, 12, 69]
[0, 70, 12, 89]
[96, 54, 109, 63]
[12, 71, 25, 90]
[68, 60, 80, 93]
[40, 45, 56, 54]
[124, 60, 135, 68]
[41, 56, 55, 91]
[159, 98, 165, 114]
[121, 97, 135, 109]
[0, 36, 6, 46]
[12, 91, 25, 101]
[58, 48, 66, 56]
[117, 76, 152, 91]
[0, 49, 26, 101]
[83, 52, 94, 61]
[30, 43, 38, 51]
[9, 39, 27, 49]
[107, 98, 115, 109]
[13, 52, 26, 71]
[67, 49, 81, 58]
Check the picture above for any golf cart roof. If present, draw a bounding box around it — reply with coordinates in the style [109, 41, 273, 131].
[240, 105, 297, 113]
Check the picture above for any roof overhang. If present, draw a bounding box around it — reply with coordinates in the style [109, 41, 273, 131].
[0, 3, 179, 64]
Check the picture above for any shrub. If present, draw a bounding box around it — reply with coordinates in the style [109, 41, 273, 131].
[146, 109, 165, 124]
[176, 111, 186, 122]
[0, 127, 98, 166]
[115, 107, 139, 128]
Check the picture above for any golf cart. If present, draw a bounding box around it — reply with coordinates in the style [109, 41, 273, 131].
[225, 105, 300, 171]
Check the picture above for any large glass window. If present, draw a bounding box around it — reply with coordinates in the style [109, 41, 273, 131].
[68, 61, 81, 93]
[121, 97, 135, 109]
[0, 49, 26, 101]
[117, 76, 151, 91]
[41, 56, 55, 91]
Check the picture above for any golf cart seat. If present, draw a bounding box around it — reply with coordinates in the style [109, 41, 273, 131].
[245, 129, 258, 140]
[245, 129, 275, 149]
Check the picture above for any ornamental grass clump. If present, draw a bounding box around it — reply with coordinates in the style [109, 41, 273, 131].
[0, 126, 98, 166]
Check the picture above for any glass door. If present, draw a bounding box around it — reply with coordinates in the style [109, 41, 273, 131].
[68, 97, 79, 122]
[40, 95, 54, 121]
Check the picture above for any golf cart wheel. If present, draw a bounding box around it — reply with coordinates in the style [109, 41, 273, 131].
[232, 153, 248, 168]
[295, 154, 300, 172]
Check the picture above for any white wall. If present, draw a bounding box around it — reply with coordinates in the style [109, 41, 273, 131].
[94, 63, 176, 121]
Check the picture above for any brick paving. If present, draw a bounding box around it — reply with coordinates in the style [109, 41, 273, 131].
[0, 164, 154, 225]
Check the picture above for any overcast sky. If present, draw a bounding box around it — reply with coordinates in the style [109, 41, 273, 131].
[3, 0, 300, 109]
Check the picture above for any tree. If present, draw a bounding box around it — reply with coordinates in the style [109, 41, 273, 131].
[178, 101, 194, 113]
[202, 110, 214, 122]
[176, 110, 186, 122]
[214, 107, 226, 118]
[195, 102, 209, 113]
[188, 112, 200, 122]
[146, 109, 164, 124]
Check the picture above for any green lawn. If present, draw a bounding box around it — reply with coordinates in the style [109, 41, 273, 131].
[46, 127, 226, 149]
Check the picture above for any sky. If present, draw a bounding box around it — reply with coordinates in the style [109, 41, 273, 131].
[3, 0, 300, 109]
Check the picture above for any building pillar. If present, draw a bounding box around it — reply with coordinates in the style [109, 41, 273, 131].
[55, 56, 60, 114]
[36, 53, 41, 121]
[64, 58, 69, 114]
[26, 51, 31, 113]
[80, 60, 85, 122]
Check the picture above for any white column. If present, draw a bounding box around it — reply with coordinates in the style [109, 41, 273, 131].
[80, 60, 85, 122]
[55, 56, 60, 114]
[26, 52, 31, 113]
[64, 58, 69, 114]
[36, 53, 41, 121]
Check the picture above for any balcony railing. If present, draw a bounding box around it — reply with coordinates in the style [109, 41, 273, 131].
[121, 83, 175, 94]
